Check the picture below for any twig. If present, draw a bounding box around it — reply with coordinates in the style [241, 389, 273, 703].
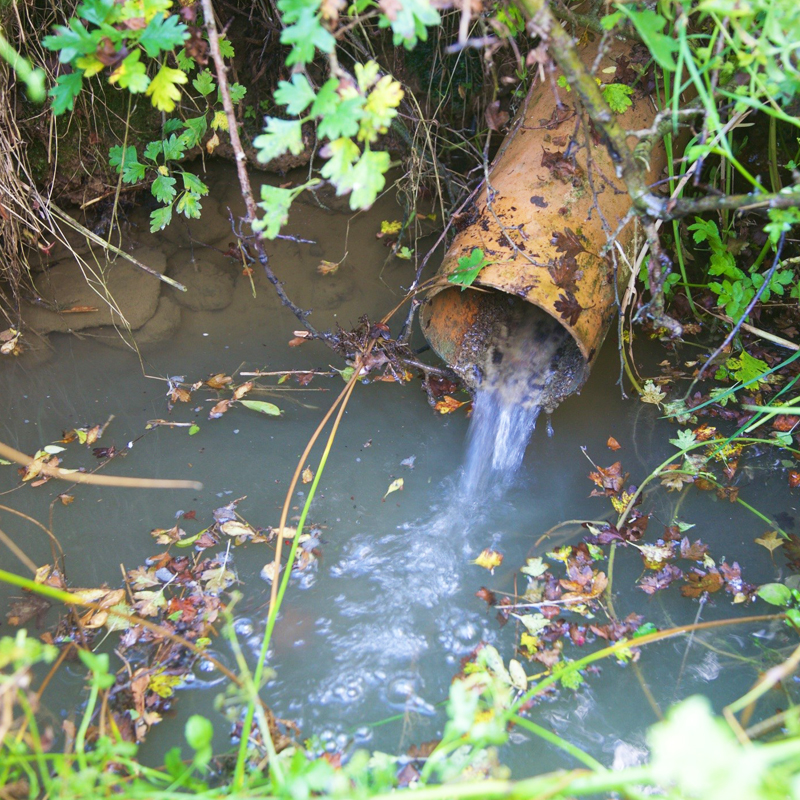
[201, 0, 326, 341]
[0, 440, 202, 491]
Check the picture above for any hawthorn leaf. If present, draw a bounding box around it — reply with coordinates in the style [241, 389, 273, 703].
[274, 73, 316, 115]
[145, 64, 188, 112]
[139, 14, 188, 59]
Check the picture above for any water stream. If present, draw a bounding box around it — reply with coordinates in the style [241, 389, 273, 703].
[1, 161, 795, 772]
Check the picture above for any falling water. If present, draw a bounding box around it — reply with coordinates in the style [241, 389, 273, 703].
[460, 310, 574, 496]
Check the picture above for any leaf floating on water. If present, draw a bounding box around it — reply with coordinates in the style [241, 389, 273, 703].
[317, 260, 340, 275]
[400, 455, 416, 469]
[240, 400, 281, 416]
[206, 373, 232, 390]
[640, 380, 667, 407]
[434, 395, 469, 414]
[508, 658, 528, 691]
[382, 477, 404, 501]
[232, 381, 254, 400]
[513, 612, 549, 635]
[220, 520, 256, 538]
[521, 557, 549, 578]
[302, 466, 314, 484]
[208, 399, 231, 419]
[607, 436, 621, 451]
[755, 531, 783, 553]
[756, 582, 792, 606]
[473, 548, 503, 573]
[260, 561, 282, 583]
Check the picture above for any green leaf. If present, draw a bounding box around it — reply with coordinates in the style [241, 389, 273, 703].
[253, 185, 295, 239]
[217, 35, 235, 58]
[139, 14, 188, 59]
[253, 118, 304, 163]
[448, 247, 491, 289]
[377, 0, 440, 49]
[319, 136, 360, 184]
[108, 50, 149, 92]
[181, 171, 208, 196]
[146, 64, 188, 112]
[163, 118, 183, 134]
[162, 133, 187, 161]
[725, 350, 770, 386]
[150, 204, 173, 232]
[602, 83, 634, 114]
[185, 714, 213, 751]
[274, 73, 315, 115]
[756, 582, 792, 606]
[310, 77, 339, 117]
[278, 0, 336, 65]
[176, 47, 195, 72]
[229, 82, 247, 104]
[343, 148, 389, 209]
[144, 140, 164, 161]
[188, 424, 200, 436]
[42, 19, 99, 63]
[151, 174, 177, 203]
[49, 71, 83, 115]
[109, 145, 146, 184]
[76, 0, 116, 26]
[239, 399, 282, 416]
[317, 95, 364, 140]
[176, 191, 202, 219]
[617, 6, 677, 71]
[192, 69, 215, 96]
[513, 613, 549, 635]
[669, 429, 697, 451]
[181, 116, 208, 148]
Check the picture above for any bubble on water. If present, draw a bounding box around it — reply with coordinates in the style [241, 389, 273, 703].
[233, 617, 254, 637]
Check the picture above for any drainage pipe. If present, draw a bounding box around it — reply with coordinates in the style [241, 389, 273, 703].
[421, 37, 668, 411]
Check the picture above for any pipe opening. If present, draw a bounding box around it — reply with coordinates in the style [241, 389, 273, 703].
[422, 287, 587, 414]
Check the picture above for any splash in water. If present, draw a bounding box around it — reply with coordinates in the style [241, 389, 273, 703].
[460, 310, 573, 496]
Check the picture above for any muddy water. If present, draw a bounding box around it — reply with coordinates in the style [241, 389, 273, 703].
[1, 162, 795, 772]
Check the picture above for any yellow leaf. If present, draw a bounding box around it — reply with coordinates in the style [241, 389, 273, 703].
[755, 531, 783, 553]
[302, 466, 314, 484]
[145, 64, 188, 112]
[211, 110, 228, 131]
[220, 520, 257, 538]
[382, 477, 404, 501]
[380, 220, 402, 235]
[76, 54, 105, 77]
[473, 548, 503, 572]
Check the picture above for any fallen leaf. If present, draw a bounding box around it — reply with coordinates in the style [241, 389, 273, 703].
[288, 337, 307, 347]
[473, 548, 503, 572]
[206, 373, 232, 390]
[317, 260, 340, 275]
[232, 381, 254, 400]
[240, 400, 281, 416]
[789, 471, 800, 488]
[434, 395, 469, 414]
[220, 520, 257, 538]
[208, 398, 231, 419]
[302, 466, 314, 484]
[755, 531, 783, 554]
[607, 437, 621, 451]
[475, 587, 496, 605]
[260, 561, 282, 583]
[588, 461, 627, 496]
[382, 477, 404, 501]
[640, 380, 667, 407]
[679, 537, 709, 561]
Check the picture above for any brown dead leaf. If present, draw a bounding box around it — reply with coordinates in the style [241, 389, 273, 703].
[606, 437, 621, 451]
[208, 398, 232, 419]
[485, 100, 509, 131]
[588, 461, 627, 496]
[553, 292, 584, 326]
[679, 537, 709, 561]
[475, 586, 496, 606]
[317, 260, 340, 275]
[206, 373, 232, 390]
[232, 381, 254, 400]
[681, 568, 723, 598]
[288, 337, 307, 347]
[302, 465, 314, 484]
[61, 305, 100, 313]
[789, 471, 800, 488]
